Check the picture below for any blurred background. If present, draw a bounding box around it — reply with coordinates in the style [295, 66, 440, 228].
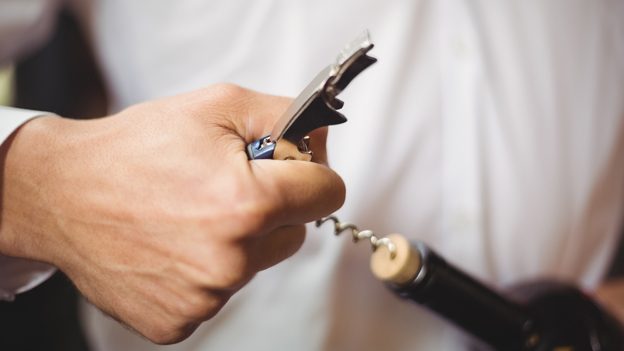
[0, 5, 623, 351]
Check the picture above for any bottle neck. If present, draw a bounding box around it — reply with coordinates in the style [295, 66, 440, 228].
[390, 242, 537, 351]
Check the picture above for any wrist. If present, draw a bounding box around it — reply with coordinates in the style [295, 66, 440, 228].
[0, 115, 70, 264]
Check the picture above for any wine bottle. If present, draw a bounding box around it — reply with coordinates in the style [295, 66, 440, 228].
[370, 235, 624, 351]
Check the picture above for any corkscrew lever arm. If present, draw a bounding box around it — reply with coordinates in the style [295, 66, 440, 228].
[247, 31, 376, 161]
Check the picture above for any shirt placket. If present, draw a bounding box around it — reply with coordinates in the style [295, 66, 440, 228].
[439, 0, 491, 278]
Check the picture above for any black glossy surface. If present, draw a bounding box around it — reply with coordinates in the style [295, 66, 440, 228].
[391, 243, 624, 351]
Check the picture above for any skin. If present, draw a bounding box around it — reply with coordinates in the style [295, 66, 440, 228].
[596, 279, 624, 324]
[0, 84, 345, 344]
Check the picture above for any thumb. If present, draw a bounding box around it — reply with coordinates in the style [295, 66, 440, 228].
[250, 160, 346, 227]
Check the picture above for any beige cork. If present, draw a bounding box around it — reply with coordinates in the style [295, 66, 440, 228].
[370, 233, 421, 285]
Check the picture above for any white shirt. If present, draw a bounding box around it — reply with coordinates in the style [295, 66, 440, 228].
[1, 1, 623, 350]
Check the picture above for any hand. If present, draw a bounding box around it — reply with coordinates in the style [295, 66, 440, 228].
[0, 84, 345, 344]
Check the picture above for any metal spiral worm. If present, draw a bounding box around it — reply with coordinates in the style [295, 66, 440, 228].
[315, 215, 397, 259]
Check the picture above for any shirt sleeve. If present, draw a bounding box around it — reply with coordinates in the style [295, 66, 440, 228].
[0, 0, 61, 64]
[0, 106, 57, 301]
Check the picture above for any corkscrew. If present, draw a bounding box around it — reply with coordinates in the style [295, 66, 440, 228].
[315, 216, 397, 259]
[315, 215, 421, 285]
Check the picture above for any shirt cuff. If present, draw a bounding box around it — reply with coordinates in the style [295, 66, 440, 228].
[0, 255, 56, 301]
[0, 105, 57, 301]
[0, 105, 51, 140]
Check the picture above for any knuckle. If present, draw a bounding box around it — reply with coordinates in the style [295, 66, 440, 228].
[175, 295, 207, 320]
[211, 257, 252, 290]
[191, 242, 251, 290]
[226, 189, 278, 236]
[143, 320, 198, 345]
[220, 271, 252, 290]
[141, 291, 232, 344]
[174, 292, 224, 321]
[236, 200, 275, 233]
[208, 83, 251, 101]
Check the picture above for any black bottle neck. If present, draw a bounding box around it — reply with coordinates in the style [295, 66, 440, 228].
[389, 242, 537, 351]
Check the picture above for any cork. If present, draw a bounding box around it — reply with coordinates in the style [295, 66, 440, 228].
[370, 233, 421, 285]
